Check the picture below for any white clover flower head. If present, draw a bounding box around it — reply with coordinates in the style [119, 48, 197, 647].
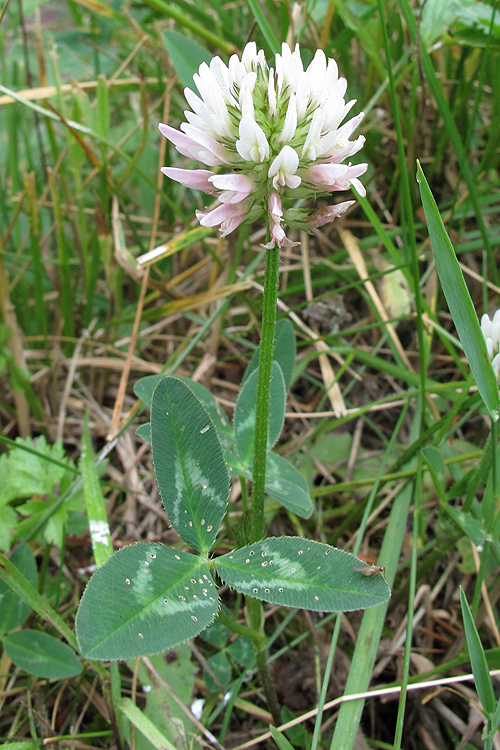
[160, 42, 368, 247]
[481, 309, 500, 381]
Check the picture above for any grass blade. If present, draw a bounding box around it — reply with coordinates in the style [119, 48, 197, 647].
[460, 586, 496, 716]
[417, 161, 500, 421]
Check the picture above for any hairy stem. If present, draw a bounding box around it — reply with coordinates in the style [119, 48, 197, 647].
[250, 245, 280, 543]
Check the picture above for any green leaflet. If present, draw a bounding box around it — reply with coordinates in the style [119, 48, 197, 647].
[162, 31, 212, 90]
[76, 543, 219, 661]
[243, 319, 296, 392]
[234, 361, 286, 466]
[151, 377, 229, 554]
[265, 452, 313, 518]
[3, 630, 82, 679]
[215, 537, 390, 612]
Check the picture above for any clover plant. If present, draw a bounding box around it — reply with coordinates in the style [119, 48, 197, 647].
[76, 329, 390, 662]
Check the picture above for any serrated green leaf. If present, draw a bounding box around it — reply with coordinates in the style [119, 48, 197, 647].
[76, 543, 219, 661]
[3, 630, 82, 679]
[0, 505, 18, 552]
[460, 586, 496, 716]
[162, 31, 212, 89]
[215, 537, 390, 612]
[417, 162, 500, 421]
[151, 377, 229, 553]
[243, 319, 296, 392]
[234, 361, 286, 467]
[0, 543, 37, 635]
[0, 436, 71, 504]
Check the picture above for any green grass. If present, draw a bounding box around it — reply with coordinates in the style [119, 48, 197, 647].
[1, 0, 500, 748]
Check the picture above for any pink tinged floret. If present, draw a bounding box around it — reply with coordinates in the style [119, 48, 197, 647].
[161, 167, 217, 193]
[264, 192, 297, 249]
[159, 123, 204, 160]
[309, 201, 355, 227]
[209, 173, 255, 204]
[196, 201, 250, 237]
[179, 123, 233, 166]
[307, 162, 368, 196]
[268, 145, 301, 190]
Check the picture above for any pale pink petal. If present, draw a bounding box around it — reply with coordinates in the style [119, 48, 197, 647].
[196, 201, 250, 236]
[209, 173, 255, 203]
[309, 201, 355, 227]
[180, 123, 232, 165]
[161, 167, 216, 193]
[307, 162, 367, 193]
[159, 123, 201, 159]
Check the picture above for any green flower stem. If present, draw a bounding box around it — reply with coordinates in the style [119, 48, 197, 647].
[250, 245, 280, 544]
[245, 243, 282, 724]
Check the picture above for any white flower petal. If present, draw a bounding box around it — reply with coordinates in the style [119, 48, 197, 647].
[482, 313, 493, 339]
[278, 93, 297, 142]
[236, 116, 269, 162]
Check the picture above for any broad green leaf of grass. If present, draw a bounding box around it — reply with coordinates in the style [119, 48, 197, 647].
[119, 698, 178, 750]
[270, 726, 295, 750]
[151, 377, 229, 554]
[460, 586, 496, 716]
[0, 544, 37, 635]
[76, 543, 219, 661]
[417, 161, 500, 421]
[245, 0, 280, 55]
[234, 361, 286, 467]
[3, 630, 82, 679]
[0, 552, 78, 651]
[215, 537, 390, 612]
[129, 646, 198, 750]
[96, 75, 110, 140]
[162, 31, 212, 90]
[80, 420, 112, 568]
[330, 480, 412, 750]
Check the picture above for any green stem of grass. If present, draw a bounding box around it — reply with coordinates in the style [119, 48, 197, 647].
[491, 417, 499, 502]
